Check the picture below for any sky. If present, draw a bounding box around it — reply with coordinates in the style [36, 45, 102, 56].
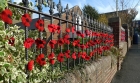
[13, 0, 140, 20]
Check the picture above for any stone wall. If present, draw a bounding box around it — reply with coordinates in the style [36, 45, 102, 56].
[119, 42, 127, 57]
[51, 41, 128, 83]
[55, 56, 117, 83]
[128, 38, 131, 48]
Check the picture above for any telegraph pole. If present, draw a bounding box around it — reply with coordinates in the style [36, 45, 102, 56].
[116, 0, 118, 16]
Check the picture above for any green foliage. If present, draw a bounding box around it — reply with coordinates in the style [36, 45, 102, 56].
[0, 0, 8, 11]
[82, 4, 99, 19]
[0, 21, 64, 83]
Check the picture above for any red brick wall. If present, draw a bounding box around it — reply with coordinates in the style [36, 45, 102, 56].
[108, 17, 121, 48]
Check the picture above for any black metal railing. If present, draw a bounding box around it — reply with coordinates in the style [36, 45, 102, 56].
[3, 0, 114, 82]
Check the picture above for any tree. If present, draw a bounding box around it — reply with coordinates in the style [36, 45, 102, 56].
[98, 14, 108, 25]
[82, 4, 99, 19]
[114, 0, 139, 24]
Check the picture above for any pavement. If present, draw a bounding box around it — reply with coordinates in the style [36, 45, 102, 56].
[111, 39, 140, 83]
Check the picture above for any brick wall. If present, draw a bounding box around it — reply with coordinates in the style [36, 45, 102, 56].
[50, 41, 128, 83]
[54, 56, 117, 83]
[108, 17, 121, 48]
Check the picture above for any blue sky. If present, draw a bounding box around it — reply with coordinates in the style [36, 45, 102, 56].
[13, 0, 140, 20]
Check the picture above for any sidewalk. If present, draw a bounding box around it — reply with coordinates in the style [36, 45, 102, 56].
[111, 43, 140, 83]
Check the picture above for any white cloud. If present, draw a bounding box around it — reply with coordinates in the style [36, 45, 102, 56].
[13, 0, 22, 3]
[13, 0, 32, 3]
[32, 13, 38, 19]
[97, 5, 114, 14]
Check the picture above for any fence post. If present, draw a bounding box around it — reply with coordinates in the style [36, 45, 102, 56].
[108, 17, 121, 71]
[122, 24, 129, 51]
[108, 17, 121, 48]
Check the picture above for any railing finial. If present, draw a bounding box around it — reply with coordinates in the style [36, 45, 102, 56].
[64, 4, 70, 20]
[22, 0, 29, 7]
[35, 0, 45, 12]
[47, 0, 55, 15]
[57, 0, 63, 16]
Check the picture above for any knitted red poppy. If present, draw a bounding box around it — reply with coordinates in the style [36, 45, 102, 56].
[90, 51, 94, 57]
[64, 50, 71, 58]
[57, 26, 60, 34]
[71, 26, 75, 33]
[84, 55, 91, 61]
[72, 39, 80, 46]
[48, 24, 60, 33]
[72, 52, 76, 60]
[81, 52, 86, 59]
[85, 42, 89, 48]
[57, 38, 64, 46]
[27, 60, 34, 71]
[78, 52, 82, 58]
[85, 29, 90, 36]
[63, 34, 70, 44]
[8, 37, 15, 46]
[66, 28, 70, 33]
[36, 54, 46, 66]
[24, 38, 34, 49]
[35, 19, 44, 32]
[76, 31, 82, 36]
[80, 33, 85, 38]
[80, 44, 86, 49]
[48, 52, 55, 60]
[49, 40, 57, 48]
[21, 13, 32, 27]
[57, 53, 64, 62]
[35, 38, 46, 49]
[0, 9, 12, 24]
[49, 59, 55, 65]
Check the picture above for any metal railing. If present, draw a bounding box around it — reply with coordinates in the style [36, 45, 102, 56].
[4, 0, 114, 82]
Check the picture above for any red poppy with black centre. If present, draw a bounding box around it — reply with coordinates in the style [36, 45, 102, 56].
[58, 38, 64, 45]
[0, 9, 12, 24]
[35, 19, 44, 32]
[24, 38, 34, 49]
[27, 60, 34, 71]
[64, 50, 71, 58]
[8, 37, 15, 46]
[57, 53, 64, 62]
[49, 40, 57, 48]
[36, 54, 46, 66]
[48, 52, 55, 60]
[72, 52, 76, 60]
[21, 13, 32, 27]
[35, 38, 46, 49]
